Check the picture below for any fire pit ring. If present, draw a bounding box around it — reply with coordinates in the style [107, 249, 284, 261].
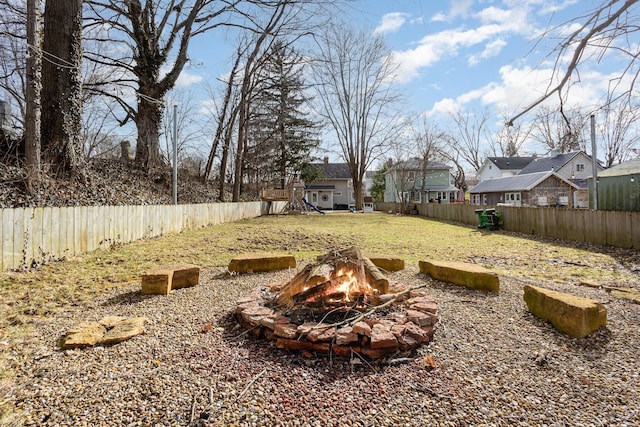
[234, 247, 438, 359]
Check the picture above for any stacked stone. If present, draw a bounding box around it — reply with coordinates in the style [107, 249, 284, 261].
[235, 288, 438, 359]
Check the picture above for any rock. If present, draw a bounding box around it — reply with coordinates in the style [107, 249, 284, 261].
[370, 325, 399, 350]
[366, 254, 405, 271]
[523, 285, 607, 338]
[61, 322, 106, 349]
[408, 299, 438, 314]
[99, 316, 127, 328]
[100, 317, 149, 345]
[141, 264, 200, 295]
[228, 253, 296, 274]
[419, 259, 500, 292]
[274, 322, 298, 340]
[306, 325, 336, 343]
[335, 326, 359, 345]
[406, 309, 438, 327]
[403, 322, 432, 344]
[352, 321, 372, 336]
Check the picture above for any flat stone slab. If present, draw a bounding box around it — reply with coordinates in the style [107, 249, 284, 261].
[141, 263, 200, 295]
[523, 285, 607, 338]
[228, 253, 296, 273]
[419, 260, 499, 292]
[61, 316, 149, 349]
[366, 254, 405, 271]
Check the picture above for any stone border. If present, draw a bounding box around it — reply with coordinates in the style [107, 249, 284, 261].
[235, 287, 438, 359]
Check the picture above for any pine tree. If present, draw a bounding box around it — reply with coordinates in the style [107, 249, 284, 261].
[248, 41, 320, 189]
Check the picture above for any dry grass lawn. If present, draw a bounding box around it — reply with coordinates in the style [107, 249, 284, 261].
[1, 211, 638, 420]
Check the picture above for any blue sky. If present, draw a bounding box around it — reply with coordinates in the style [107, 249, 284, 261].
[170, 0, 637, 160]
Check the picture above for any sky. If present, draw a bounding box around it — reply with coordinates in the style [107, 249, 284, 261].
[171, 0, 638, 162]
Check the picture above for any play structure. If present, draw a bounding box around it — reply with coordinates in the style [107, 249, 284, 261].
[261, 182, 325, 215]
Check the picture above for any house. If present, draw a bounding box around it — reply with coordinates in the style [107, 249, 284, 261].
[304, 160, 354, 210]
[469, 171, 581, 207]
[518, 150, 602, 180]
[518, 150, 603, 208]
[477, 156, 535, 181]
[589, 158, 640, 211]
[384, 158, 459, 204]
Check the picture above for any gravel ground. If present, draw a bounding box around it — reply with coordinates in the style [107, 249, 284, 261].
[3, 264, 639, 427]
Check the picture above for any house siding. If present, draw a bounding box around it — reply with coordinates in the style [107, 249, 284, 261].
[473, 176, 576, 208]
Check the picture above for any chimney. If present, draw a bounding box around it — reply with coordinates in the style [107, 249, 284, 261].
[323, 156, 329, 164]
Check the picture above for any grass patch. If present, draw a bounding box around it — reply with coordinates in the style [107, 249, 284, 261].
[0, 212, 637, 392]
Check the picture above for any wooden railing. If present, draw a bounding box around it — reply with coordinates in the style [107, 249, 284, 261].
[262, 189, 290, 201]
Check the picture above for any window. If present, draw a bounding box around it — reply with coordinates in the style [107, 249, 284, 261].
[471, 194, 480, 205]
[407, 171, 415, 182]
[576, 164, 585, 172]
[333, 192, 342, 196]
[482, 194, 488, 205]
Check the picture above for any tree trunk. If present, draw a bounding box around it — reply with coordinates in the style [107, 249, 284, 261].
[353, 179, 364, 210]
[135, 97, 164, 173]
[25, 0, 42, 190]
[40, 0, 85, 179]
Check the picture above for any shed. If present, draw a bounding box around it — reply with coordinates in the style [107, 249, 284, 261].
[590, 158, 640, 211]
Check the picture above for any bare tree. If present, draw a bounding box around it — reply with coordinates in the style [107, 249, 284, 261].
[0, 0, 27, 129]
[312, 24, 404, 209]
[83, 0, 243, 173]
[161, 89, 207, 171]
[447, 110, 490, 173]
[40, 0, 85, 178]
[494, 111, 531, 157]
[437, 136, 470, 193]
[530, 106, 587, 154]
[412, 117, 446, 198]
[510, 0, 640, 124]
[597, 100, 640, 166]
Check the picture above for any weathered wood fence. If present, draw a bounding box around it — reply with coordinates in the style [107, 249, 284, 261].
[376, 202, 640, 250]
[0, 201, 287, 271]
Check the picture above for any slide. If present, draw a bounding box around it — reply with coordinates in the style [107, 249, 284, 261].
[301, 197, 325, 215]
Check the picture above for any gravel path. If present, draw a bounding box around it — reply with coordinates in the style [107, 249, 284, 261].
[4, 265, 639, 426]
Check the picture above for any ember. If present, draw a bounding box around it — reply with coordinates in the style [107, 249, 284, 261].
[234, 247, 439, 359]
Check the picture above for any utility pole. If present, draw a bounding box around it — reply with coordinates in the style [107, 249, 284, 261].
[590, 114, 598, 210]
[173, 104, 178, 205]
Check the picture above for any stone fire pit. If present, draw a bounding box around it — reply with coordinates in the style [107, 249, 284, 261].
[234, 247, 438, 359]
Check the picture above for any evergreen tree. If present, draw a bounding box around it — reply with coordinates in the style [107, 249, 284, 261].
[248, 41, 320, 189]
[370, 165, 388, 202]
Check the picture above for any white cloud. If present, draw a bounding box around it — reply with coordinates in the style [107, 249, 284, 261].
[450, 0, 473, 18]
[175, 70, 204, 88]
[374, 12, 409, 34]
[390, 3, 538, 83]
[468, 38, 508, 65]
[430, 12, 447, 22]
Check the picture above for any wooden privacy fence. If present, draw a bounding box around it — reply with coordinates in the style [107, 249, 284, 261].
[376, 202, 640, 250]
[0, 201, 287, 271]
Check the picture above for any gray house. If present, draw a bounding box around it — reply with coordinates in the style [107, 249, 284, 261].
[469, 171, 581, 207]
[384, 158, 459, 204]
[304, 161, 354, 210]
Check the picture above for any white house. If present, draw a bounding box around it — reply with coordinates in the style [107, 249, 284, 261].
[477, 156, 535, 182]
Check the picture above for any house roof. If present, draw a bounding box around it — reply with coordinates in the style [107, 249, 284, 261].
[309, 163, 351, 179]
[387, 158, 450, 172]
[469, 171, 579, 193]
[518, 151, 582, 174]
[597, 158, 640, 177]
[485, 156, 535, 170]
